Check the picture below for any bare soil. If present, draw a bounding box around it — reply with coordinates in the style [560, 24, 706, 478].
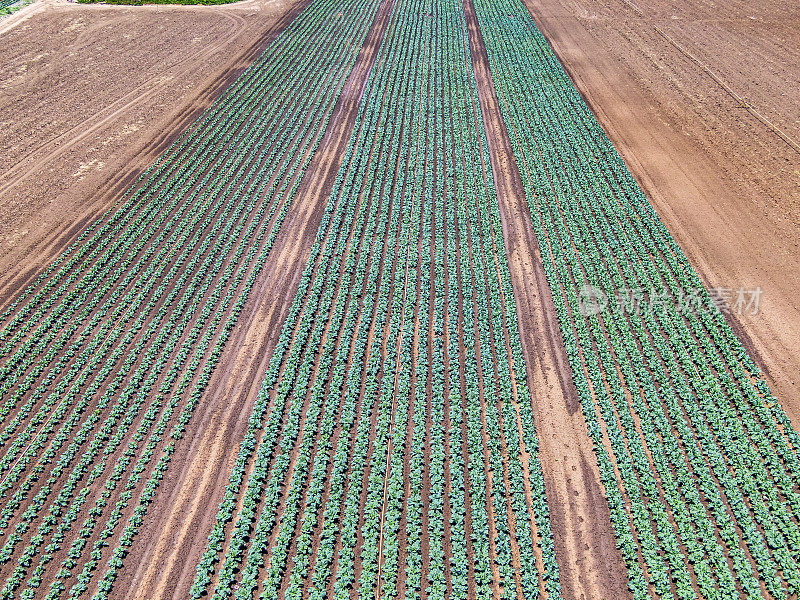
[523, 0, 800, 427]
[0, 0, 298, 297]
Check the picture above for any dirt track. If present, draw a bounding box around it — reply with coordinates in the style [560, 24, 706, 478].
[462, 0, 632, 598]
[522, 0, 800, 427]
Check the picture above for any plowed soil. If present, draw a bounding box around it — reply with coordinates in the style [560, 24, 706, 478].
[0, 0, 298, 298]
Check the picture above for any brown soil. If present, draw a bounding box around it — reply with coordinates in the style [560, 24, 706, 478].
[523, 0, 800, 427]
[0, 0, 300, 297]
[461, 1, 633, 599]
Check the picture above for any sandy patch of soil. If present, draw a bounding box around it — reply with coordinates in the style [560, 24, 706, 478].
[0, 0, 295, 297]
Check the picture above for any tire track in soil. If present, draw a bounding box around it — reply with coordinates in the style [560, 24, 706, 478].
[465, 44, 532, 600]
[468, 51, 549, 592]
[0, 0, 307, 201]
[461, 0, 633, 599]
[0, 12, 245, 200]
[113, 1, 397, 596]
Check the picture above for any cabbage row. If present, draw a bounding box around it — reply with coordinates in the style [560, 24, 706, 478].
[189, 0, 563, 596]
[471, 0, 800, 598]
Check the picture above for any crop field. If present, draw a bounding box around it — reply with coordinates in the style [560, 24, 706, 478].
[472, 0, 800, 598]
[1, 0, 798, 598]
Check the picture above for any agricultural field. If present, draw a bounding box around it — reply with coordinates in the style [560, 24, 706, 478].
[0, 0, 798, 598]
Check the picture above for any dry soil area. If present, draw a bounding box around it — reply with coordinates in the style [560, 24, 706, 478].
[0, 0, 298, 299]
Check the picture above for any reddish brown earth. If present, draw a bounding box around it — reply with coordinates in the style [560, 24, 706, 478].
[523, 0, 800, 428]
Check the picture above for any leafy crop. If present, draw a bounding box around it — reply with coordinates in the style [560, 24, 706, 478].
[472, 0, 800, 598]
[189, 0, 563, 596]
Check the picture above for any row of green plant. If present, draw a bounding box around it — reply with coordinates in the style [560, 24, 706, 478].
[471, 0, 800, 598]
[0, 0, 385, 597]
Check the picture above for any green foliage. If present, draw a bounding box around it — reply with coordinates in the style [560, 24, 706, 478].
[0, 0, 385, 598]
